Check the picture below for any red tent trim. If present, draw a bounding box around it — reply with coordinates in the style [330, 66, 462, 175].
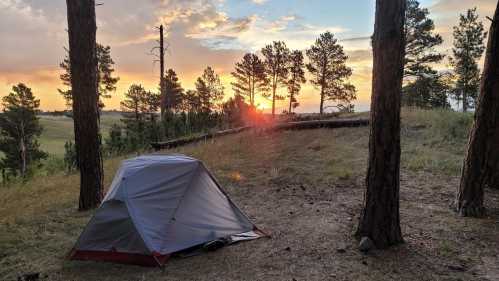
[69, 250, 170, 267]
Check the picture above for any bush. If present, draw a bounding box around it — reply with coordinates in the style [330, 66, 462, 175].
[63, 140, 78, 173]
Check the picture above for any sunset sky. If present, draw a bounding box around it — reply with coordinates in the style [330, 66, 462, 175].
[0, 0, 495, 113]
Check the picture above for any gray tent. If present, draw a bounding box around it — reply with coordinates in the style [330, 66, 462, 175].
[69, 154, 265, 266]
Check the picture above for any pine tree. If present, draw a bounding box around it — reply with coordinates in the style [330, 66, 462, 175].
[306, 32, 356, 114]
[261, 41, 290, 117]
[195, 78, 212, 113]
[404, 0, 444, 79]
[356, 0, 406, 249]
[455, 2, 499, 217]
[163, 69, 184, 112]
[0, 83, 47, 178]
[222, 94, 251, 127]
[182, 89, 202, 113]
[402, 74, 451, 108]
[287, 50, 306, 113]
[231, 53, 267, 107]
[120, 84, 150, 148]
[58, 43, 120, 109]
[451, 8, 487, 112]
[195, 67, 225, 112]
[66, 0, 103, 210]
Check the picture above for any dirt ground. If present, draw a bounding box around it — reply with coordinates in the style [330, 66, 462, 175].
[2, 125, 499, 281]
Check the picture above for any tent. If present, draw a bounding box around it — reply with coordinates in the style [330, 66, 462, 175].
[68, 154, 266, 266]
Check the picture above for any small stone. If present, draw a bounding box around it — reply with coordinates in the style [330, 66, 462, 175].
[285, 246, 291, 251]
[362, 260, 368, 266]
[359, 237, 374, 253]
[336, 248, 346, 254]
[448, 265, 466, 272]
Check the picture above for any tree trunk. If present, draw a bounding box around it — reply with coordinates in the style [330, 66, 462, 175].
[159, 25, 166, 119]
[289, 92, 293, 114]
[356, 0, 406, 249]
[455, 3, 499, 217]
[19, 123, 27, 178]
[488, 172, 499, 189]
[66, 0, 104, 211]
[463, 89, 468, 112]
[319, 86, 324, 115]
[272, 78, 276, 118]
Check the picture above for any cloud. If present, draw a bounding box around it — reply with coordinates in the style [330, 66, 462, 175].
[251, 0, 267, 5]
[431, 0, 496, 16]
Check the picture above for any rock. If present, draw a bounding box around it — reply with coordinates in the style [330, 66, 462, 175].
[17, 272, 39, 281]
[285, 246, 291, 251]
[359, 237, 374, 253]
[448, 264, 466, 272]
[336, 248, 346, 254]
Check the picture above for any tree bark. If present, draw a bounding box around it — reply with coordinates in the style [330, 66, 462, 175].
[66, 0, 104, 211]
[455, 3, 499, 217]
[356, 0, 406, 249]
[272, 77, 276, 118]
[319, 87, 324, 115]
[159, 25, 166, 118]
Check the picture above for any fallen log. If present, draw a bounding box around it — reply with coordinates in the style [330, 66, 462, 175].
[151, 126, 252, 150]
[267, 118, 369, 131]
[151, 118, 369, 151]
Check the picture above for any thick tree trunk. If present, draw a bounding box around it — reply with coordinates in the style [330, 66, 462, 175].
[455, 3, 499, 217]
[356, 0, 406, 249]
[66, 0, 104, 211]
[488, 172, 499, 189]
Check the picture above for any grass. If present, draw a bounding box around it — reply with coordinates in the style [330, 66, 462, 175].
[38, 114, 122, 156]
[401, 108, 473, 175]
[2, 108, 497, 281]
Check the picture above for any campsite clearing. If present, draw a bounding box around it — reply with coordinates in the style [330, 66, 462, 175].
[1, 110, 499, 280]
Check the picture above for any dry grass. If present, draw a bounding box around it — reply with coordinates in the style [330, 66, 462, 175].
[1, 109, 499, 281]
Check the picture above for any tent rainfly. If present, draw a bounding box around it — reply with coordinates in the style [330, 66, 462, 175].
[68, 154, 266, 266]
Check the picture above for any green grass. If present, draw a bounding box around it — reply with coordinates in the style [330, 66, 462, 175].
[401, 108, 473, 175]
[38, 114, 122, 156]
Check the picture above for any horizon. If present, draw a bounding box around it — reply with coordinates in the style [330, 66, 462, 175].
[0, 0, 495, 113]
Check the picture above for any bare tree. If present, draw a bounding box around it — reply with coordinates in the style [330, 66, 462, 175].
[455, 2, 499, 217]
[356, 0, 406, 249]
[66, 0, 103, 210]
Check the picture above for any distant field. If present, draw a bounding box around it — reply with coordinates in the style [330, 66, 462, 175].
[38, 114, 122, 156]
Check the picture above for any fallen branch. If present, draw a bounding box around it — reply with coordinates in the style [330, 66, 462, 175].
[151, 126, 252, 150]
[266, 118, 369, 131]
[151, 118, 369, 151]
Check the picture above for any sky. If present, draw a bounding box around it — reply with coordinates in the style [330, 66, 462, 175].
[0, 0, 496, 113]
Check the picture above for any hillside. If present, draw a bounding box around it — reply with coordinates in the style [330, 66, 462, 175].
[38, 113, 122, 156]
[1, 109, 499, 280]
